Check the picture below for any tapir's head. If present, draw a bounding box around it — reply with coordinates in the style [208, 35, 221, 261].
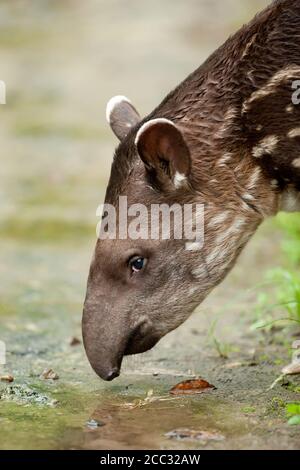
[82, 96, 257, 381]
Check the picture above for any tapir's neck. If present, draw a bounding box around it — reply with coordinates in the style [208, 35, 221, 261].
[144, 0, 300, 288]
[189, 150, 278, 286]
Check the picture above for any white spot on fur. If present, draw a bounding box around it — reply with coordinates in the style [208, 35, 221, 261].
[241, 33, 258, 59]
[243, 66, 300, 113]
[208, 211, 229, 229]
[252, 135, 279, 158]
[243, 193, 255, 202]
[185, 241, 203, 252]
[188, 285, 200, 296]
[292, 158, 300, 168]
[271, 179, 279, 188]
[106, 95, 132, 123]
[174, 172, 187, 189]
[216, 108, 238, 138]
[215, 217, 246, 246]
[288, 128, 300, 139]
[205, 245, 226, 266]
[247, 167, 261, 190]
[218, 153, 232, 166]
[286, 105, 294, 113]
[135, 118, 176, 147]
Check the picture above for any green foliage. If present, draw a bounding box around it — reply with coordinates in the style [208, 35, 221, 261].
[286, 403, 300, 426]
[266, 269, 300, 323]
[242, 406, 256, 414]
[252, 213, 300, 331]
[0, 217, 94, 243]
[251, 268, 300, 331]
[271, 397, 286, 410]
[206, 318, 238, 359]
[277, 213, 300, 265]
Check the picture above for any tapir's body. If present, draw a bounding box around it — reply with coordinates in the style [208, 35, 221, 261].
[83, 0, 300, 381]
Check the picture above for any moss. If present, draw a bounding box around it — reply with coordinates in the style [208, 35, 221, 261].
[0, 28, 48, 48]
[266, 397, 287, 418]
[0, 217, 94, 243]
[242, 406, 256, 414]
[13, 121, 105, 140]
[0, 384, 57, 406]
[0, 385, 97, 450]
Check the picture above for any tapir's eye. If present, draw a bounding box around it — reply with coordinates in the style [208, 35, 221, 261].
[129, 256, 146, 274]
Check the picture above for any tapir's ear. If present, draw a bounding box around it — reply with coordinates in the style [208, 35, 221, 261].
[106, 96, 141, 141]
[135, 118, 191, 190]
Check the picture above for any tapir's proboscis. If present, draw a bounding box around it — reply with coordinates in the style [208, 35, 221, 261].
[83, 0, 300, 381]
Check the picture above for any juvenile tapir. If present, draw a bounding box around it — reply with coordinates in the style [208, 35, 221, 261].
[83, 0, 300, 381]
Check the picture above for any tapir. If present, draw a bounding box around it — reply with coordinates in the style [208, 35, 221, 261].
[83, 0, 300, 381]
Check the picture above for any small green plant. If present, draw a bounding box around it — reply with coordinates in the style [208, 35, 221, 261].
[252, 213, 300, 333]
[251, 292, 276, 332]
[242, 406, 256, 414]
[270, 397, 286, 411]
[206, 318, 238, 359]
[286, 383, 300, 394]
[251, 269, 300, 331]
[286, 403, 300, 426]
[277, 213, 300, 265]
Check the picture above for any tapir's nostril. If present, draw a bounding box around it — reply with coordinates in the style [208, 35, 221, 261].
[103, 367, 120, 381]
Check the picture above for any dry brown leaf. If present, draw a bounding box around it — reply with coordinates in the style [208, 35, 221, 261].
[69, 337, 81, 346]
[170, 378, 216, 395]
[41, 368, 59, 380]
[0, 375, 14, 383]
[282, 363, 300, 375]
[282, 343, 300, 376]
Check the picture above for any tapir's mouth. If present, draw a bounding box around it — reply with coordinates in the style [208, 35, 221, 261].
[123, 331, 160, 356]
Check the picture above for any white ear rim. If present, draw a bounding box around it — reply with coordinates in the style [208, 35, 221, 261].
[134, 118, 177, 147]
[106, 95, 132, 123]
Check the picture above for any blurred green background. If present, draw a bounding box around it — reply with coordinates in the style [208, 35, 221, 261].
[0, 0, 299, 450]
[0, 0, 275, 333]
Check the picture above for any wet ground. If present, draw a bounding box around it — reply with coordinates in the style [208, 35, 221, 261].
[0, 0, 299, 450]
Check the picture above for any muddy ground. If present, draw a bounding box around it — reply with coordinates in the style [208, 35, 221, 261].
[0, 0, 299, 450]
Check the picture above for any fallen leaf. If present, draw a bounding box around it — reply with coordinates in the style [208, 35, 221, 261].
[69, 337, 81, 346]
[170, 378, 216, 395]
[165, 428, 224, 442]
[223, 362, 243, 369]
[282, 346, 300, 376]
[41, 368, 59, 380]
[0, 375, 14, 383]
[282, 363, 300, 375]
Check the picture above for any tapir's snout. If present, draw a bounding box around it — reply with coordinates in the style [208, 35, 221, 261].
[101, 367, 120, 382]
[82, 297, 160, 381]
[82, 329, 123, 382]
